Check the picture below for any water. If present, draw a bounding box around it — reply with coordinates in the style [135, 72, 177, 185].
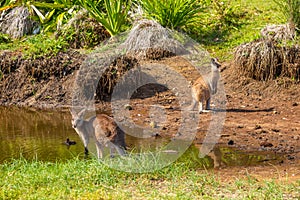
[0, 106, 83, 163]
[0, 106, 283, 168]
[0, 106, 170, 163]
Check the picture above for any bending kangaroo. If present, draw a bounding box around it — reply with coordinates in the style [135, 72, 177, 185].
[70, 109, 126, 158]
[190, 58, 221, 113]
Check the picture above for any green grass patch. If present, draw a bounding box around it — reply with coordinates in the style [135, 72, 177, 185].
[0, 34, 68, 59]
[0, 157, 299, 199]
[195, 0, 286, 60]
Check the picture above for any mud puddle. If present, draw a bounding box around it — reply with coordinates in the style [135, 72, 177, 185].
[0, 106, 286, 169]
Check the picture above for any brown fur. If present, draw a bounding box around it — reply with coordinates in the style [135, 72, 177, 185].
[71, 109, 126, 158]
[189, 58, 221, 113]
[191, 77, 211, 111]
[93, 114, 126, 150]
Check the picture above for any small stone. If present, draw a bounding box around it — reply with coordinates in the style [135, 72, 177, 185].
[174, 132, 182, 137]
[152, 133, 161, 138]
[150, 121, 157, 128]
[292, 102, 298, 106]
[272, 128, 280, 133]
[255, 125, 262, 130]
[124, 104, 133, 110]
[260, 141, 273, 148]
[287, 155, 295, 160]
[258, 130, 268, 134]
[228, 140, 234, 145]
[293, 136, 299, 140]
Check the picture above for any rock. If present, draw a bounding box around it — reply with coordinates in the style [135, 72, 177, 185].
[257, 129, 268, 134]
[287, 155, 295, 160]
[149, 121, 157, 128]
[260, 141, 273, 148]
[228, 140, 234, 145]
[271, 128, 280, 133]
[292, 102, 298, 106]
[124, 104, 133, 110]
[0, 6, 39, 38]
[293, 136, 299, 140]
[151, 133, 161, 138]
[254, 125, 262, 130]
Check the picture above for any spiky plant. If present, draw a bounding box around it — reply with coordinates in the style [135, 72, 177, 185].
[138, 0, 204, 31]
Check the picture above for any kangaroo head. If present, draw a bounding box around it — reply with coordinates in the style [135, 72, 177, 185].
[211, 58, 221, 72]
[70, 108, 86, 128]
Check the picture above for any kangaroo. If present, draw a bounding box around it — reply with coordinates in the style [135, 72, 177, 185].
[189, 58, 221, 113]
[70, 109, 126, 158]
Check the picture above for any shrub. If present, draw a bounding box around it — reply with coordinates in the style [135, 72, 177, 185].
[79, 0, 131, 36]
[56, 10, 110, 49]
[138, 0, 204, 31]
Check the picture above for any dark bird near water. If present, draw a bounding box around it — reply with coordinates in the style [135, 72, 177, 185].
[64, 138, 76, 146]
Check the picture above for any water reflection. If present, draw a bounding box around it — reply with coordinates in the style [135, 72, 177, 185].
[0, 106, 83, 163]
[0, 106, 170, 163]
[0, 106, 284, 168]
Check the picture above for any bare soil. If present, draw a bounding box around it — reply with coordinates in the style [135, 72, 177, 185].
[97, 56, 300, 180]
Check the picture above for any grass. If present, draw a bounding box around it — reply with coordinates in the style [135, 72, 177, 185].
[0, 157, 299, 199]
[0, 33, 68, 59]
[196, 0, 286, 60]
[0, 0, 286, 61]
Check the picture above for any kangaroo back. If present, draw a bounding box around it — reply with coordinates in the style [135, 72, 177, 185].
[192, 77, 210, 103]
[93, 114, 126, 149]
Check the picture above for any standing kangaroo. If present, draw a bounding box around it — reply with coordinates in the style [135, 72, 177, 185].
[189, 58, 221, 113]
[70, 109, 126, 158]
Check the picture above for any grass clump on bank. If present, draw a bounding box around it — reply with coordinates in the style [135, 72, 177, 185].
[0, 157, 299, 199]
[0, 34, 68, 59]
[234, 39, 300, 81]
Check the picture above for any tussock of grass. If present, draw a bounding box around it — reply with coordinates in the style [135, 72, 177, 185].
[234, 38, 300, 81]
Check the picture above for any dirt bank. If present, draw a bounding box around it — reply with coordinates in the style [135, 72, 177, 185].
[0, 50, 85, 108]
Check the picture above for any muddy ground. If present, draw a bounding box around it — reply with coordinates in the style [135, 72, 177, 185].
[98, 56, 300, 180]
[0, 52, 299, 180]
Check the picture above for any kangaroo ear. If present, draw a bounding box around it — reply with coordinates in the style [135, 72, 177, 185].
[69, 108, 75, 115]
[78, 108, 86, 118]
[211, 57, 221, 68]
[211, 57, 218, 63]
[69, 107, 79, 116]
